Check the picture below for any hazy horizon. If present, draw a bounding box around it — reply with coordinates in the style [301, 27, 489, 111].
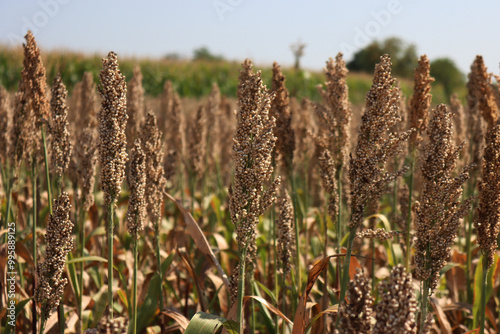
[1, 1, 500, 76]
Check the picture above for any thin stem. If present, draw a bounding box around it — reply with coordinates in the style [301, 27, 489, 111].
[336, 170, 342, 289]
[479, 256, 488, 334]
[289, 171, 301, 295]
[32, 159, 37, 268]
[107, 200, 115, 319]
[154, 218, 164, 312]
[77, 208, 86, 334]
[405, 151, 415, 271]
[420, 279, 429, 334]
[132, 239, 138, 334]
[58, 299, 65, 334]
[339, 232, 354, 304]
[237, 246, 247, 334]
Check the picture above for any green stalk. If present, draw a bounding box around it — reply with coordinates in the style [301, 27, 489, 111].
[132, 239, 139, 334]
[281, 272, 287, 334]
[420, 279, 429, 334]
[339, 231, 354, 304]
[58, 298, 65, 334]
[154, 218, 164, 312]
[479, 256, 488, 334]
[107, 199, 115, 319]
[32, 159, 38, 269]
[336, 170, 342, 285]
[237, 245, 248, 334]
[77, 207, 85, 334]
[405, 151, 415, 271]
[289, 171, 301, 294]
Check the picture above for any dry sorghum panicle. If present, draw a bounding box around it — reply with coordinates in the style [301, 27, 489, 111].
[276, 187, 295, 276]
[97, 51, 128, 205]
[408, 55, 434, 148]
[75, 126, 98, 212]
[315, 53, 351, 171]
[470, 56, 499, 128]
[450, 93, 466, 146]
[356, 228, 400, 242]
[186, 105, 207, 178]
[126, 66, 145, 148]
[164, 90, 184, 168]
[126, 139, 146, 239]
[0, 86, 12, 163]
[395, 184, 410, 231]
[159, 80, 174, 133]
[373, 265, 417, 334]
[35, 192, 74, 322]
[69, 72, 97, 189]
[474, 122, 500, 269]
[466, 57, 487, 169]
[335, 269, 373, 334]
[229, 59, 280, 272]
[50, 73, 72, 177]
[140, 111, 166, 226]
[270, 62, 295, 172]
[79, 71, 98, 129]
[317, 146, 339, 221]
[10, 33, 39, 165]
[23, 31, 50, 122]
[206, 83, 222, 168]
[349, 55, 412, 231]
[414, 104, 473, 292]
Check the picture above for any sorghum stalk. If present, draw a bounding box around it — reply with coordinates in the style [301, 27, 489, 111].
[35, 193, 74, 334]
[126, 140, 146, 334]
[97, 51, 128, 319]
[473, 121, 500, 334]
[414, 104, 473, 333]
[340, 55, 411, 303]
[405, 55, 434, 271]
[140, 111, 167, 312]
[229, 59, 280, 330]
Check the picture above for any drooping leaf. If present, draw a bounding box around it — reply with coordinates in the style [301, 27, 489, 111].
[136, 273, 161, 333]
[292, 254, 344, 334]
[473, 254, 498, 329]
[185, 311, 238, 334]
[165, 192, 230, 290]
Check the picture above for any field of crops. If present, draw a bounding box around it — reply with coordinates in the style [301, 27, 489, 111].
[1, 31, 500, 334]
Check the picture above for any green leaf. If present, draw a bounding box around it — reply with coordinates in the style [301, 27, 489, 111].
[90, 286, 109, 328]
[473, 254, 498, 328]
[85, 226, 106, 244]
[66, 252, 80, 302]
[66, 255, 108, 265]
[161, 252, 176, 278]
[4, 298, 32, 334]
[255, 281, 277, 305]
[185, 312, 238, 334]
[136, 273, 161, 333]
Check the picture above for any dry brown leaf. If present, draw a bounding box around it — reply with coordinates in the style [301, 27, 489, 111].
[431, 296, 452, 334]
[178, 247, 208, 312]
[161, 308, 190, 332]
[292, 254, 344, 334]
[165, 192, 230, 290]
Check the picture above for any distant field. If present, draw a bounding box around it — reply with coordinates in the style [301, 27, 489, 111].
[0, 45, 450, 104]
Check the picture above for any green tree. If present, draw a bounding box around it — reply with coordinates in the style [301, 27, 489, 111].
[192, 47, 223, 62]
[347, 37, 418, 78]
[430, 58, 465, 100]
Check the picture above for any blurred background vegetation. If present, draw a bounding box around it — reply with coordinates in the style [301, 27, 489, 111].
[0, 37, 464, 105]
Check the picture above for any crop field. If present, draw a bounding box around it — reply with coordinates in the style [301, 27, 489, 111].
[1, 31, 500, 334]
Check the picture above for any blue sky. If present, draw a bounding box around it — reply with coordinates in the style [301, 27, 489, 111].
[1, 0, 499, 76]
